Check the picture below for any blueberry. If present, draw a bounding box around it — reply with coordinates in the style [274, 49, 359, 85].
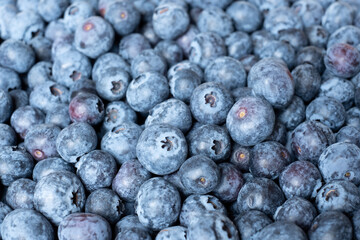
[230, 144, 251, 172]
[131, 49, 167, 78]
[190, 0, 232, 9]
[346, 107, 360, 129]
[167, 60, 204, 81]
[69, 92, 105, 125]
[352, 210, 360, 240]
[115, 228, 152, 240]
[141, 22, 161, 46]
[279, 160, 322, 199]
[225, 32, 253, 60]
[69, 78, 97, 99]
[175, 25, 199, 58]
[251, 30, 275, 56]
[9, 10, 45, 43]
[308, 211, 353, 240]
[10, 105, 45, 139]
[278, 28, 309, 52]
[34, 171, 86, 225]
[37, 0, 69, 22]
[119, 33, 152, 63]
[8, 89, 29, 110]
[75, 150, 117, 191]
[114, 214, 150, 237]
[32, 157, 75, 182]
[0, 202, 11, 240]
[226, 96, 275, 146]
[6, 178, 36, 209]
[327, 25, 360, 48]
[56, 122, 97, 163]
[306, 25, 329, 48]
[155, 226, 187, 240]
[45, 104, 72, 129]
[0, 89, 13, 124]
[102, 101, 137, 133]
[236, 177, 285, 216]
[0, 124, 16, 147]
[257, 40, 296, 68]
[322, 1, 355, 34]
[231, 86, 255, 101]
[264, 7, 302, 38]
[63, 1, 95, 32]
[253, 221, 307, 240]
[235, 210, 272, 240]
[336, 126, 360, 147]
[0, 66, 21, 92]
[101, 122, 142, 165]
[197, 6, 233, 38]
[154, 40, 184, 66]
[296, 46, 325, 73]
[135, 177, 181, 230]
[92, 52, 130, 82]
[44, 19, 72, 42]
[169, 69, 202, 103]
[58, 213, 112, 240]
[226, 1, 261, 33]
[95, 68, 130, 101]
[291, 0, 324, 29]
[248, 0, 289, 15]
[277, 96, 306, 130]
[1, 209, 54, 240]
[0, 4, 18, 40]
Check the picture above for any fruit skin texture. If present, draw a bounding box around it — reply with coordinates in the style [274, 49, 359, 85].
[135, 177, 181, 231]
[252, 221, 307, 240]
[6, 178, 36, 210]
[226, 96, 275, 147]
[234, 210, 272, 240]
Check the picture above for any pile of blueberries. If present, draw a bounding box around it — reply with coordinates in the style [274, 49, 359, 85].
[2, 0, 360, 239]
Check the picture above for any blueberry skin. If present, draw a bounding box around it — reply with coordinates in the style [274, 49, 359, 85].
[119, 33, 152, 63]
[322, 2, 354, 34]
[114, 215, 150, 237]
[274, 197, 317, 230]
[248, 0, 289, 15]
[0, 90, 13, 123]
[0, 202, 11, 240]
[10, 105, 45, 139]
[226, 1, 261, 33]
[291, 121, 335, 164]
[137, 124, 187, 175]
[187, 212, 239, 240]
[190, 82, 234, 125]
[306, 25, 329, 48]
[154, 40, 184, 67]
[126, 72, 169, 113]
[0, 66, 20, 92]
[6, 178, 36, 209]
[141, 21, 161, 45]
[346, 107, 360, 129]
[131, 49, 167, 78]
[34, 171, 86, 225]
[236, 177, 285, 216]
[277, 96, 306, 130]
[189, 32, 226, 69]
[145, 99, 192, 133]
[252, 221, 307, 240]
[168, 60, 203, 80]
[56, 122, 97, 163]
[264, 7, 302, 38]
[306, 96, 346, 131]
[320, 78, 355, 110]
[176, 25, 200, 57]
[92, 53, 130, 82]
[169, 69, 202, 103]
[319, 142, 360, 186]
[0, 124, 16, 147]
[58, 213, 112, 240]
[153, 3, 190, 40]
[0, 146, 34, 186]
[102, 101, 136, 131]
[95, 68, 129, 101]
[291, 0, 323, 29]
[75, 150, 117, 192]
[279, 160, 322, 200]
[155, 226, 186, 240]
[251, 29, 275, 56]
[69, 78, 97, 100]
[85, 188, 124, 224]
[197, 6, 233, 38]
[179, 155, 220, 194]
[316, 180, 360, 214]
[45, 104, 71, 129]
[135, 177, 181, 230]
[204, 57, 246, 90]
[225, 31, 253, 60]
[308, 211, 353, 240]
[52, 50, 92, 88]
[257, 40, 296, 68]
[231, 86, 255, 101]
[0, 39, 35, 74]
[327, 25, 360, 48]
[104, 1, 140, 36]
[8, 89, 28, 110]
[101, 122, 142, 165]
[44, 18, 72, 42]
[115, 228, 152, 240]
[250, 141, 292, 180]
[190, 0, 232, 9]
[336, 126, 360, 147]
[9, 10, 45, 43]
[248, 58, 294, 109]
[112, 159, 151, 202]
[37, 0, 69, 22]
[74, 16, 114, 59]
[1, 209, 54, 240]
[188, 124, 231, 162]
[32, 157, 75, 182]
[278, 28, 308, 52]
[230, 144, 251, 172]
[0, 4, 17, 40]
[235, 210, 272, 240]
[64, 1, 95, 32]
[352, 210, 360, 240]
[226, 96, 275, 146]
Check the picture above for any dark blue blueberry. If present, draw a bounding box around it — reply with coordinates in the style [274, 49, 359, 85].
[6, 178, 36, 209]
[197, 6, 233, 37]
[75, 150, 117, 191]
[145, 98, 192, 133]
[291, 0, 323, 28]
[135, 177, 181, 230]
[9, 89, 29, 110]
[156, 226, 187, 240]
[188, 124, 231, 162]
[34, 171, 86, 225]
[226, 96, 275, 146]
[237, 177, 285, 216]
[85, 188, 124, 224]
[52, 50, 92, 88]
[225, 32, 253, 60]
[0, 4, 18, 40]
[230, 144, 251, 172]
[176, 25, 199, 57]
[56, 122, 97, 163]
[291, 63, 321, 103]
[226, 1, 261, 33]
[291, 120, 335, 164]
[9, 10, 45, 43]
[0, 39, 35, 74]
[37, 0, 69, 22]
[235, 210, 272, 240]
[69, 92, 105, 125]
[0, 124, 16, 147]
[189, 32, 226, 69]
[104, 1, 140, 36]
[327, 25, 360, 48]
[0, 202, 12, 240]
[101, 122, 142, 164]
[74, 16, 114, 59]
[95, 68, 130, 101]
[32, 157, 75, 182]
[169, 69, 202, 103]
[0, 90, 13, 124]
[306, 96, 346, 131]
[10, 105, 45, 139]
[306, 25, 329, 48]
[178, 155, 220, 194]
[250, 141, 291, 179]
[296, 46, 325, 73]
[131, 49, 167, 78]
[64, 1, 95, 32]
[119, 33, 152, 63]
[153, 3, 190, 40]
[278, 28, 309, 52]
[154, 40, 183, 66]
[346, 107, 360, 129]
[114, 215, 150, 237]
[252, 221, 307, 240]
[126, 72, 169, 113]
[248, 58, 294, 109]
[257, 40, 296, 68]
[45, 104, 71, 129]
[322, 1, 355, 34]
[336, 126, 360, 147]
[115, 228, 151, 240]
[0, 66, 20, 92]
[69, 78, 97, 99]
[1, 209, 54, 240]
[58, 213, 112, 240]
[277, 96, 306, 130]
[264, 7, 302, 38]
[112, 159, 151, 202]
[92, 53, 130, 82]
[308, 211, 353, 240]
[316, 180, 360, 214]
[102, 101, 137, 133]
